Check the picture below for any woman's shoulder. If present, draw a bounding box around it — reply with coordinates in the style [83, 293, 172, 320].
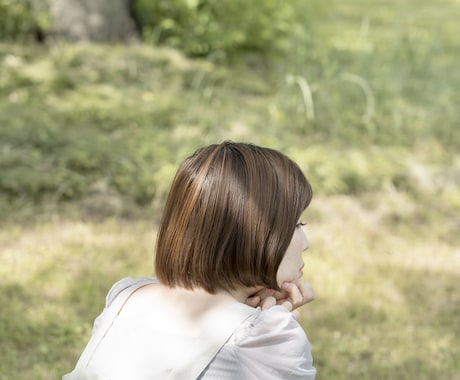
[207, 306, 316, 379]
[104, 277, 158, 307]
[233, 305, 308, 346]
[91, 277, 157, 333]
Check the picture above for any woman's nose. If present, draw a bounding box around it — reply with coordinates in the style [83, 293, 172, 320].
[301, 229, 309, 251]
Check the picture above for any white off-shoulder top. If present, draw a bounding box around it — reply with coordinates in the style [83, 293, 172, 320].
[65, 277, 316, 380]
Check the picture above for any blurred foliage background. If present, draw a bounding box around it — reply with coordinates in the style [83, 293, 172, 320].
[0, 0, 459, 379]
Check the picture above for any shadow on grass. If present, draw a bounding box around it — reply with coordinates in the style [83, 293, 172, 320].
[0, 281, 85, 379]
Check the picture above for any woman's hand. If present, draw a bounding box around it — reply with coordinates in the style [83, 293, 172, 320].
[245, 280, 315, 314]
[277, 280, 315, 310]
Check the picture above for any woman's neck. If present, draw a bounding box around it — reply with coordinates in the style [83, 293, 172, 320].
[218, 285, 263, 304]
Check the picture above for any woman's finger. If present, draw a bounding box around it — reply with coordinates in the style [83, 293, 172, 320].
[281, 280, 315, 309]
[281, 282, 304, 307]
[245, 295, 261, 308]
[296, 280, 315, 303]
[261, 295, 277, 310]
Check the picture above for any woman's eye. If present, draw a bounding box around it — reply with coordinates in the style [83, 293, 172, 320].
[296, 222, 307, 228]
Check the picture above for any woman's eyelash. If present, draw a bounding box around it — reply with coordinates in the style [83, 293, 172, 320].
[296, 222, 307, 228]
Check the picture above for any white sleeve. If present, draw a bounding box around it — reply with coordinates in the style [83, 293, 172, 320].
[231, 305, 316, 379]
[104, 277, 138, 307]
[92, 277, 156, 333]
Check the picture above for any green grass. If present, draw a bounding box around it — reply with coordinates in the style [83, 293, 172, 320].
[304, 195, 460, 379]
[1, 0, 459, 378]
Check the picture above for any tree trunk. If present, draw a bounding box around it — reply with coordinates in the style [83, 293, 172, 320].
[52, 0, 139, 42]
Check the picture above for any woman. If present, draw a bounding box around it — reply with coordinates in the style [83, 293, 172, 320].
[64, 142, 317, 379]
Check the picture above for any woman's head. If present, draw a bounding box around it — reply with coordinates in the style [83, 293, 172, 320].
[155, 142, 312, 293]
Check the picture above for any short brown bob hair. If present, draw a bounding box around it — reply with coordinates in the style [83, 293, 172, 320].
[155, 141, 312, 294]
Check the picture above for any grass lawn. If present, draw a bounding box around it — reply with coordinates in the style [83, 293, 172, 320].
[1, 0, 459, 378]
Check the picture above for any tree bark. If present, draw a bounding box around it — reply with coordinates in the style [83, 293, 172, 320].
[52, 0, 139, 42]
